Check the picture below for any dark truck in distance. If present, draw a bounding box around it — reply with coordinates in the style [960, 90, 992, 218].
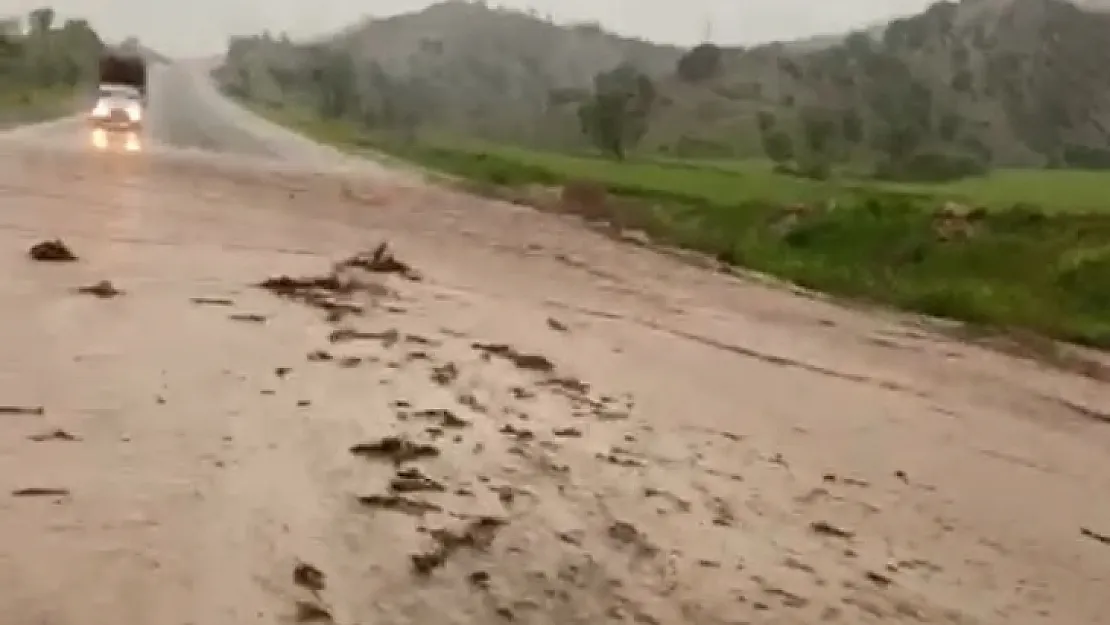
[87, 52, 147, 131]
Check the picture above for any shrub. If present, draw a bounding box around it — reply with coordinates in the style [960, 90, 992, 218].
[874, 150, 989, 182]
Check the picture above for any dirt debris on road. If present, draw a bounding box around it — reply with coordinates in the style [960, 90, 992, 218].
[28, 238, 77, 262]
[336, 242, 422, 282]
[810, 520, 856, 540]
[357, 493, 443, 516]
[11, 487, 70, 498]
[238, 237, 1107, 622]
[228, 312, 267, 323]
[1080, 527, 1110, 546]
[471, 341, 556, 373]
[390, 466, 447, 493]
[1, 149, 1107, 625]
[328, 327, 399, 346]
[190, 296, 236, 306]
[411, 408, 469, 429]
[292, 561, 327, 592]
[254, 243, 412, 323]
[293, 600, 334, 623]
[27, 428, 80, 442]
[546, 316, 569, 332]
[0, 405, 44, 415]
[411, 516, 507, 576]
[74, 279, 123, 298]
[350, 436, 440, 465]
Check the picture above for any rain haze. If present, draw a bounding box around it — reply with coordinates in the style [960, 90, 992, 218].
[1, 0, 939, 57]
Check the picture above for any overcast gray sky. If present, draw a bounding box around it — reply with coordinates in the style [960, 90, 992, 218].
[1, 0, 936, 57]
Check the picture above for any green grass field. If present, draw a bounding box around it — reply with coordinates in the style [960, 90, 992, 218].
[246, 101, 1110, 350]
[410, 144, 1110, 214]
[250, 103, 1110, 213]
[640, 155, 1110, 214]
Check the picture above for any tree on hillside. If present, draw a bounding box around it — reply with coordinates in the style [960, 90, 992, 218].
[756, 111, 793, 165]
[56, 19, 101, 82]
[577, 64, 656, 159]
[382, 75, 437, 142]
[676, 43, 722, 83]
[0, 40, 23, 89]
[843, 32, 872, 57]
[875, 123, 923, 164]
[2, 8, 102, 88]
[761, 129, 794, 165]
[28, 7, 54, 36]
[840, 111, 863, 143]
[756, 110, 775, 133]
[800, 111, 836, 162]
[306, 46, 356, 118]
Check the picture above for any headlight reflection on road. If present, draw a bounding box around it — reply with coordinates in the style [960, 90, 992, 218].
[91, 128, 108, 150]
[89, 129, 142, 153]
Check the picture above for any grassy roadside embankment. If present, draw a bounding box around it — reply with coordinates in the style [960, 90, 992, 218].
[242, 100, 1110, 351]
[0, 85, 79, 128]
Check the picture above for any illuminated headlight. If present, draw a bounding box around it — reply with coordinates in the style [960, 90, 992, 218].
[91, 104, 108, 117]
[126, 105, 141, 121]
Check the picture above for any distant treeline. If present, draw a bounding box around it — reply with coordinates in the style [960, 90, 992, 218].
[0, 7, 103, 89]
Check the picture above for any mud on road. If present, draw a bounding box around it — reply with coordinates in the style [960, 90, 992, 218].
[0, 144, 1108, 625]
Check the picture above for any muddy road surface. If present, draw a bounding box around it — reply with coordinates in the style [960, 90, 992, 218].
[0, 63, 1108, 625]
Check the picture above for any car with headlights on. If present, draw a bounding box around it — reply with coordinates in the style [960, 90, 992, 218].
[88, 84, 144, 131]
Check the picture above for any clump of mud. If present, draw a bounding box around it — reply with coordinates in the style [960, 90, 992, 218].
[471, 342, 555, 373]
[29, 239, 77, 262]
[255, 243, 418, 321]
[411, 516, 507, 575]
[335, 242, 422, 282]
[75, 280, 123, 298]
[349, 436, 440, 465]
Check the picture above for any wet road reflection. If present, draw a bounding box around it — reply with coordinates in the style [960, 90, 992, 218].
[90, 128, 142, 153]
